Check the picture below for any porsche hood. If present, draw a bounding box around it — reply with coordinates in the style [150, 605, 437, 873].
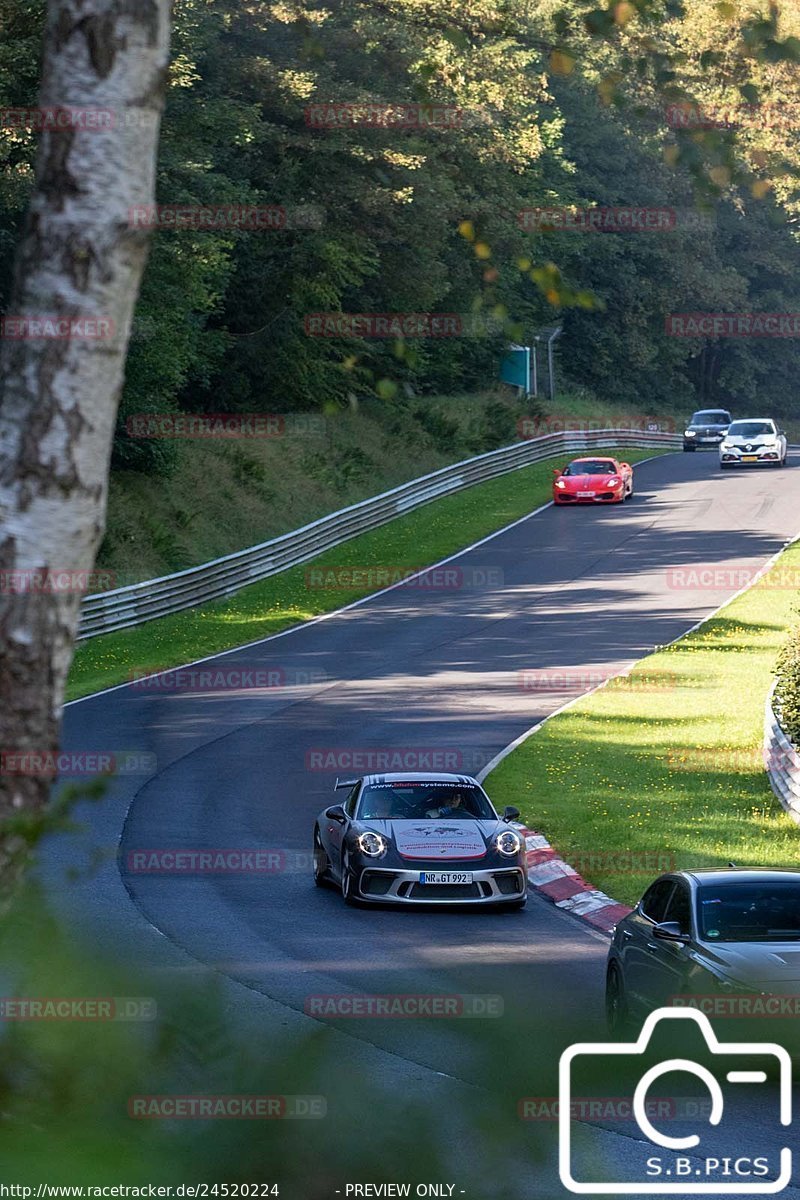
[364, 819, 496, 860]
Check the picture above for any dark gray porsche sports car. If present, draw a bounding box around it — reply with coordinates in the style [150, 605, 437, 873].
[312, 772, 527, 908]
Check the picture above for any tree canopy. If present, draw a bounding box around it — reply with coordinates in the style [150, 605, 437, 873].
[1, 0, 799, 476]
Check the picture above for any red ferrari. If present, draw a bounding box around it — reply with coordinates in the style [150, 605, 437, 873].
[552, 456, 634, 505]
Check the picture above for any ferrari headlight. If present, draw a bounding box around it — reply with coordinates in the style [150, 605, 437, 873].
[357, 831, 387, 858]
[555, 479, 566, 488]
[607, 477, 620, 486]
[495, 830, 522, 857]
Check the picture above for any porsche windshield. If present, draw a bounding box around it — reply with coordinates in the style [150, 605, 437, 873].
[727, 421, 775, 438]
[697, 881, 800, 942]
[358, 783, 496, 820]
[562, 460, 616, 476]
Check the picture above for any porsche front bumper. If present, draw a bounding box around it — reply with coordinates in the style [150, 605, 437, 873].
[353, 865, 527, 903]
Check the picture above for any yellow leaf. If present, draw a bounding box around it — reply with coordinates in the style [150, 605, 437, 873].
[751, 179, 771, 198]
[549, 50, 575, 76]
[474, 241, 491, 259]
[376, 378, 397, 399]
[458, 220, 475, 240]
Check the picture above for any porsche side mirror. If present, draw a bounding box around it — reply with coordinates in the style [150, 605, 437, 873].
[324, 805, 347, 823]
[653, 920, 689, 943]
[503, 805, 520, 821]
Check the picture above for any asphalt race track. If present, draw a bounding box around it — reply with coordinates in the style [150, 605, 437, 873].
[43, 449, 800, 1197]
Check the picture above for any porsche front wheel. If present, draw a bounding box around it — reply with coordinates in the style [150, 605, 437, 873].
[313, 830, 329, 887]
[340, 849, 359, 906]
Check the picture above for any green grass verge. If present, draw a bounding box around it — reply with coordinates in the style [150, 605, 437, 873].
[487, 540, 800, 907]
[67, 446, 664, 701]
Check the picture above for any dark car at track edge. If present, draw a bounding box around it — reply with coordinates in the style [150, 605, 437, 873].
[606, 868, 800, 1045]
[682, 408, 732, 451]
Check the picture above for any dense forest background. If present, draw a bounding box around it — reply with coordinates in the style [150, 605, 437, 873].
[1, 0, 799, 483]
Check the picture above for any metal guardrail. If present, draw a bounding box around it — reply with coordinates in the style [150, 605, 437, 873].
[764, 683, 800, 824]
[77, 428, 681, 640]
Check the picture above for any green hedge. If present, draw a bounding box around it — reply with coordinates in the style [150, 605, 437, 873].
[775, 616, 800, 744]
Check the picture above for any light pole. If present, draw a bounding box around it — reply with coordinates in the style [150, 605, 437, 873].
[547, 326, 562, 403]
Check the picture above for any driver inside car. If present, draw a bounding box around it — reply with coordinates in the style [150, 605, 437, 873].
[425, 789, 469, 818]
[365, 792, 397, 819]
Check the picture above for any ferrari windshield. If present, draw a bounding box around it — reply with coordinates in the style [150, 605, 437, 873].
[697, 881, 800, 942]
[726, 421, 775, 438]
[562, 459, 617, 476]
[690, 411, 730, 425]
[357, 782, 496, 820]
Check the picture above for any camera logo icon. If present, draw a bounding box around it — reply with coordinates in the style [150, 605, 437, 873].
[559, 1007, 792, 1194]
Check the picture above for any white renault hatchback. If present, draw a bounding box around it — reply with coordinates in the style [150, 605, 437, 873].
[719, 418, 787, 468]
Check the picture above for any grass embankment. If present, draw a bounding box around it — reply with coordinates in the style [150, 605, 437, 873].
[99, 392, 531, 584]
[488, 541, 800, 906]
[97, 386, 685, 586]
[67, 445, 664, 701]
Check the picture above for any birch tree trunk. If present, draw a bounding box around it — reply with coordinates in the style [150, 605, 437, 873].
[0, 1, 172, 890]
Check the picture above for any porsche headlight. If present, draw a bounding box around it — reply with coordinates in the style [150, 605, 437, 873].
[357, 831, 387, 858]
[555, 478, 566, 488]
[495, 830, 522, 857]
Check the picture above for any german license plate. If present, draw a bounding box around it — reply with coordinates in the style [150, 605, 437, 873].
[742, 455, 758, 462]
[577, 491, 595, 498]
[419, 871, 473, 884]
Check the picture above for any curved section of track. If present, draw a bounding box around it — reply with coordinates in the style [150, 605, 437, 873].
[49, 452, 800, 1194]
